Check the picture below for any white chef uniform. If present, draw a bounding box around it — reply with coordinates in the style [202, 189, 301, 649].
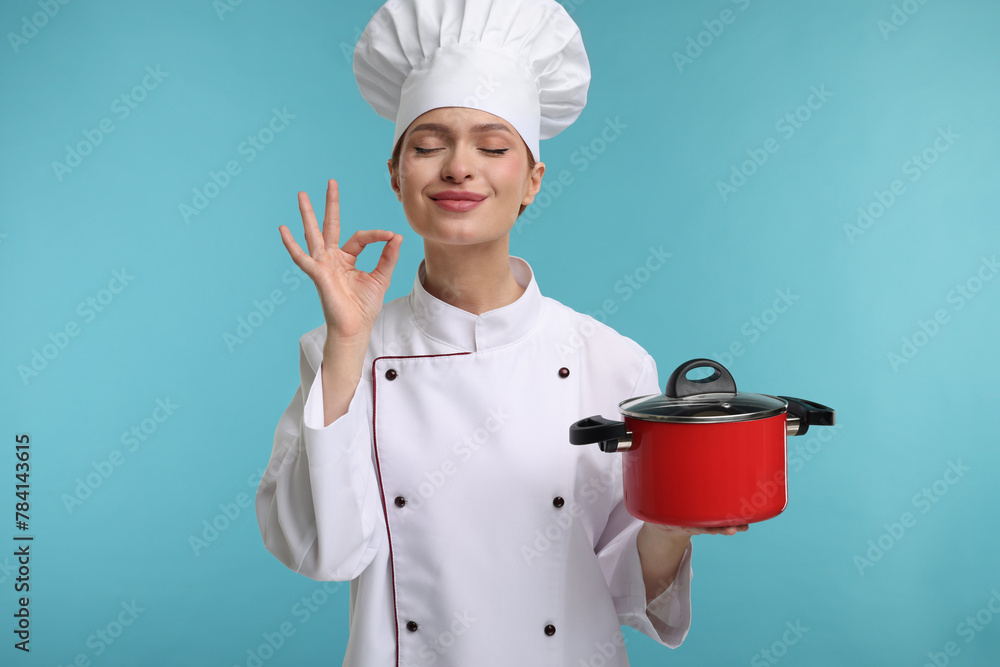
[258, 0, 693, 663]
[256, 257, 693, 666]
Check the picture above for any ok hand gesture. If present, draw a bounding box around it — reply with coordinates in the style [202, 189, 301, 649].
[279, 179, 403, 343]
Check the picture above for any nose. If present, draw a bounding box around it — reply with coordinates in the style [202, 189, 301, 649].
[440, 143, 476, 182]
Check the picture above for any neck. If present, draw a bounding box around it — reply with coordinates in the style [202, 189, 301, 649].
[421, 237, 525, 316]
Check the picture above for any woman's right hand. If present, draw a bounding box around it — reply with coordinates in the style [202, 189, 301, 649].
[279, 179, 403, 343]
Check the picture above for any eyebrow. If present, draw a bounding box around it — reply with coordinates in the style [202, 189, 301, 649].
[407, 122, 513, 137]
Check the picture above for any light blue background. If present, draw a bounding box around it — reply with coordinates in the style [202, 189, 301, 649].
[2, 0, 999, 665]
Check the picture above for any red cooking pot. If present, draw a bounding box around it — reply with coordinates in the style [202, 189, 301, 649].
[569, 358, 835, 527]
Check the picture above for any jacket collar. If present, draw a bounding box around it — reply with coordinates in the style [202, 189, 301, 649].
[407, 256, 544, 352]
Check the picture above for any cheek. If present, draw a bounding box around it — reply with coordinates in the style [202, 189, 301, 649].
[495, 162, 531, 195]
[397, 162, 424, 200]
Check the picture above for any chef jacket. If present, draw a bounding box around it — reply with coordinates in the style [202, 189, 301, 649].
[256, 256, 693, 666]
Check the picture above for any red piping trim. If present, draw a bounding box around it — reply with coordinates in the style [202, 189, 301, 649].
[370, 352, 471, 667]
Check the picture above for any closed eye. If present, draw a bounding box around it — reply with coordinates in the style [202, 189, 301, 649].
[413, 147, 509, 155]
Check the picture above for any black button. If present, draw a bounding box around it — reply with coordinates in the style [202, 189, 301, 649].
[406, 621, 418, 632]
[394, 496, 406, 508]
[558, 367, 570, 378]
[544, 624, 556, 636]
[552, 496, 565, 508]
[385, 369, 398, 381]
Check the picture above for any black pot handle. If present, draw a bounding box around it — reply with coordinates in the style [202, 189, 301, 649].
[664, 358, 737, 398]
[778, 396, 836, 436]
[569, 416, 628, 453]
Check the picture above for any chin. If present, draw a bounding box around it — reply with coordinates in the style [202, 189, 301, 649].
[427, 230, 508, 248]
[410, 212, 513, 246]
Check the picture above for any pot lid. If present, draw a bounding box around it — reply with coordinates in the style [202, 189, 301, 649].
[619, 358, 787, 423]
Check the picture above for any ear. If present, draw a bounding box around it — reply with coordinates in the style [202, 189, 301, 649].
[388, 159, 402, 201]
[521, 161, 545, 207]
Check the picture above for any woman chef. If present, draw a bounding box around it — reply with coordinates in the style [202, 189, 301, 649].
[255, 0, 746, 665]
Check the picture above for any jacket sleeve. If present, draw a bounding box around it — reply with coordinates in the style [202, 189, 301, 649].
[595, 354, 693, 648]
[255, 326, 386, 581]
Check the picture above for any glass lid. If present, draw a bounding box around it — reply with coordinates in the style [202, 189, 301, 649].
[619, 391, 787, 423]
[621, 358, 787, 423]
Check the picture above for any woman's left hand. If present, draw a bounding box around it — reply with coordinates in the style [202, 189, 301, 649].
[638, 523, 749, 602]
[644, 523, 749, 537]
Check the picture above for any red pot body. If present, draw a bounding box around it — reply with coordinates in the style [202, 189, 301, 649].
[621, 413, 788, 527]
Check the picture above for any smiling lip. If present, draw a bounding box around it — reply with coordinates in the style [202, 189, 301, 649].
[430, 190, 486, 212]
[433, 199, 483, 212]
[430, 191, 487, 201]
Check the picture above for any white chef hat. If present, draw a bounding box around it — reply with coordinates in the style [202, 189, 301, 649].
[353, 0, 591, 162]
